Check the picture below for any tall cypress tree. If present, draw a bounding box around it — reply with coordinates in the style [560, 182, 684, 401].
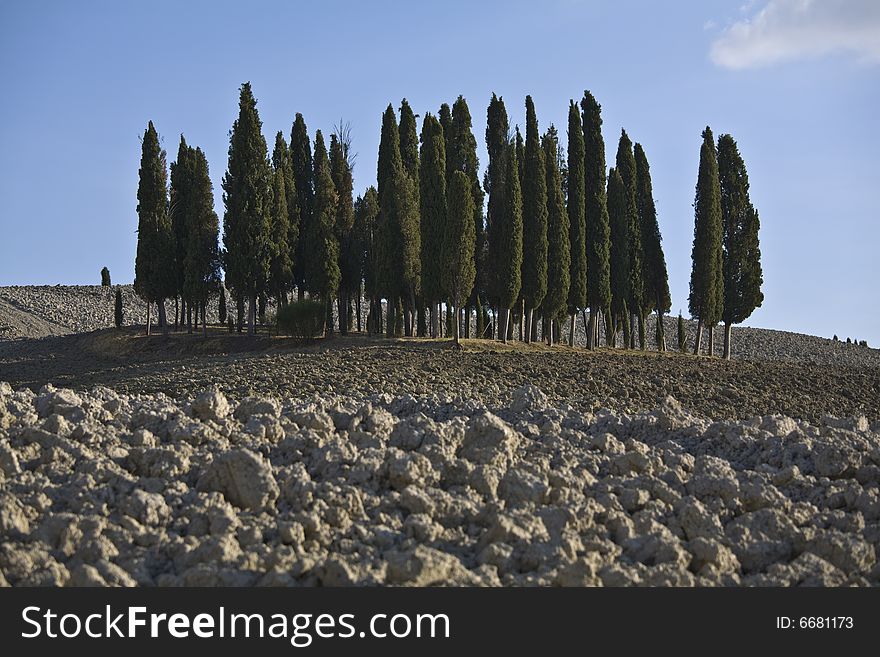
[581, 91, 611, 349]
[689, 126, 724, 355]
[222, 82, 272, 335]
[520, 95, 548, 343]
[290, 113, 313, 300]
[330, 131, 356, 334]
[448, 96, 484, 338]
[419, 112, 447, 337]
[310, 130, 341, 334]
[442, 171, 476, 347]
[357, 187, 381, 334]
[398, 99, 422, 335]
[607, 167, 630, 348]
[484, 93, 509, 337]
[566, 100, 587, 346]
[496, 142, 523, 343]
[616, 129, 644, 349]
[634, 143, 671, 351]
[439, 102, 453, 180]
[272, 131, 299, 302]
[515, 126, 525, 191]
[542, 126, 570, 346]
[718, 133, 763, 359]
[134, 121, 174, 335]
[267, 167, 293, 307]
[183, 146, 221, 337]
[169, 135, 192, 327]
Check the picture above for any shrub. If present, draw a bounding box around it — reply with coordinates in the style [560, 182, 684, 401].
[114, 288, 123, 327]
[276, 300, 325, 339]
[833, 335, 838, 341]
[859, 340, 868, 348]
[101, 267, 111, 286]
[677, 312, 687, 353]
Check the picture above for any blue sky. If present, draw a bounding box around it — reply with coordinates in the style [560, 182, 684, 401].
[1, 0, 878, 344]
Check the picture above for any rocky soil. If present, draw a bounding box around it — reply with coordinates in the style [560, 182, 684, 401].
[1, 381, 878, 587]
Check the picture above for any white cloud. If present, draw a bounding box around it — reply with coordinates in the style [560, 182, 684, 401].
[710, 0, 880, 69]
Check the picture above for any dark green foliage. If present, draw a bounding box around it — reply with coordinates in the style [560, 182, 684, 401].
[183, 146, 221, 314]
[331, 128, 357, 333]
[515, 126, 524, 190]
[134, 121, 175, 310]
[678, 312, 687, 352]
[290, 114, 313, 296]
[442, 171, 477, 344]
[634, 143, 671, 315]
[308, 130, 341, 308]
[419, 113, 447, 305]
[101, 267, 111, 287]
[484, 93, 509, 307]
[398, 99, 420, 193]
[497, 142, 523, 311]
[267, 167, 293, 302]
[607, 167, 630, 331]
[114, 288, 123, 327]
[218, 287, 227, 324]
[521, 96, 548, 314]
[581, 92, 611, 314]
[718, 134, 763, 326]
[566, 101, 587, 317]
[169, 136, 192, 304]
[438, 103, 452, 176]
[543, 127, 570, 326]
[272, 131, 299, 291]
[689, 127, 724, 328]
[616, 130, 643, 327]
[221, 83, 272, 333]
[276, 299, 325, 339]
[357, 187, 381, 305]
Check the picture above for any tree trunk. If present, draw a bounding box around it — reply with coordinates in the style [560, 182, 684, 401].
[146, 301, 151, 336]
[694, 318, 703, 355]
[158, 299, 168, 334]
[202, 302, 207, 338]
[524, 308, 532, 344]
[297, 287, 304, 302]
[247, 294, 256, 335]
[569, 314, 576, 347]
[356, 286, 362, 332]
[237, 294, 244, 333]
[638, 313, 646, 350]
[657, 311, 666, 352]
[501, 308, 510, 344]
[708, 324, 715, 358]
[174, 297, 179, 330]
[338, 296, 346, 335]
[587, 309, 596, 350]
[452, 302, 460, 346]
[417, 302, 426, 337]
[723, 322, 732, 360]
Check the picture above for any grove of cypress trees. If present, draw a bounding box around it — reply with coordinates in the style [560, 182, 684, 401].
[442, 171, 476, 347]
[447, 96, 484, 338]
[566, 101, 587, 346]
[272, 131, 299, 303]
[607, 167, 630, 348]
[497, 142, 523, 343]
[290, 113, 313, 300]
[419, 112, 447, 338]
[310, 130, 341, 335]
[221, 83, 272, 335]
[114, 287, 123, 327]
[616, 129, 644, 349]
[330, 130, 356, 334]
[634, 143, 671, 351]
[183, 146, 221, 337]
[542, 126, 570, 346]
[484, 93, 509, 339]
[689, 126, 724, 355]
[520, 95, 548, 343]
[581, 91, 611, 349]
[718, 133, 763, 359]
[134, 120, 175, 335]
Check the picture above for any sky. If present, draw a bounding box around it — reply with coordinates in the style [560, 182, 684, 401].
[1, 0, 878, 344]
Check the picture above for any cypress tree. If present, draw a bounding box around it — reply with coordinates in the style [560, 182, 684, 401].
[398, 100, 422, 336]
[442, 171, 477, 347]
[678, 311, 687, 352]
[689, 127, 724, 355]
[447, 96, 484, 338]
[272, 131, 299, 303]
[566, 101, 587, 346]
[101, 267, 111, 287]
[496, 142, 524, 343]
[718, 133, 763, 359]
[607, 167, 630, 348]
[290, 114, 313, 300]
[183, 146, 221, 337]
[439, 103, 453, 177]
[484, 93, 509, 338]
[520, 96, 548, 343]
[515, 126, 525, 190]
[218, 286, 227, 324]
[169, 135, 192, 326]
[634, 143, 671, 351]
[222, 83, 272, 335]
[376, 104, 401, 336]
[330, 130, 356, 334]
[542, 126, 570, 346]
[616, 130, 644, 349]
[114, 287, 123, 327]
[310, 130, 341, 335]
[581, 91, 611, 349]
[267, 167, 293, 307]
[134, 121, 174, 335]
[357, 187, 381, 333]
[419, 112, 447, 338]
